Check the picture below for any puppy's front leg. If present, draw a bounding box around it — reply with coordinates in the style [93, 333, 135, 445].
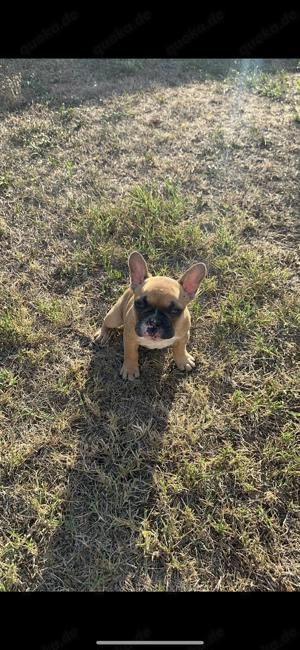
[173, 331, 195, 371]
[120, 329, 140, 380]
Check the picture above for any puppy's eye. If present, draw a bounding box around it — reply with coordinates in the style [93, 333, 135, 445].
[134, 296, 148, 310]
[169, 305, 183, 317]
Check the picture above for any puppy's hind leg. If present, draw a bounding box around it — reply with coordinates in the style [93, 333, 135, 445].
[94, 301, 124, 346]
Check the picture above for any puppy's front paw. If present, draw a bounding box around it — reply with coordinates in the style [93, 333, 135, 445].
[120, 362, 140, 381]
[94, 325, 110, 346]
[175, 353, 195, 372]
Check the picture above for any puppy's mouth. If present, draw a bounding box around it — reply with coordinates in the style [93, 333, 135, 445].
[145, 330, 161, 340]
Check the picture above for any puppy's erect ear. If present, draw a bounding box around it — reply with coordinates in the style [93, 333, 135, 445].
[128, 251, 149, 289]
[179, 262, 207, 299]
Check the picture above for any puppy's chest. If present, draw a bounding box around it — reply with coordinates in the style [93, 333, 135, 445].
[136, 335, 179, 350]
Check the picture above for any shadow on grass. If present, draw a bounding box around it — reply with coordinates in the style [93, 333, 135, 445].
[0, 58, 298, 116]
[34, 329, 188, 591]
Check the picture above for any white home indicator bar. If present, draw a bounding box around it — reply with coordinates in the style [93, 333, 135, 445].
[96, 643, 204, 646]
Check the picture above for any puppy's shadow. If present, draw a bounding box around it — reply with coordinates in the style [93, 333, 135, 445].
[34, 331, 187, 591]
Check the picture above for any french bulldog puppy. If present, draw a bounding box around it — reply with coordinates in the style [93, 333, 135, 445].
[95, 252, 207, 380]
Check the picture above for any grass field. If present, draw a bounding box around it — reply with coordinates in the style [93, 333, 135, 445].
[0, 58, 299, 591]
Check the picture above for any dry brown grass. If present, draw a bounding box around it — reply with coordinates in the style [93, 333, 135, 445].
[0, 59, 299, 591]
